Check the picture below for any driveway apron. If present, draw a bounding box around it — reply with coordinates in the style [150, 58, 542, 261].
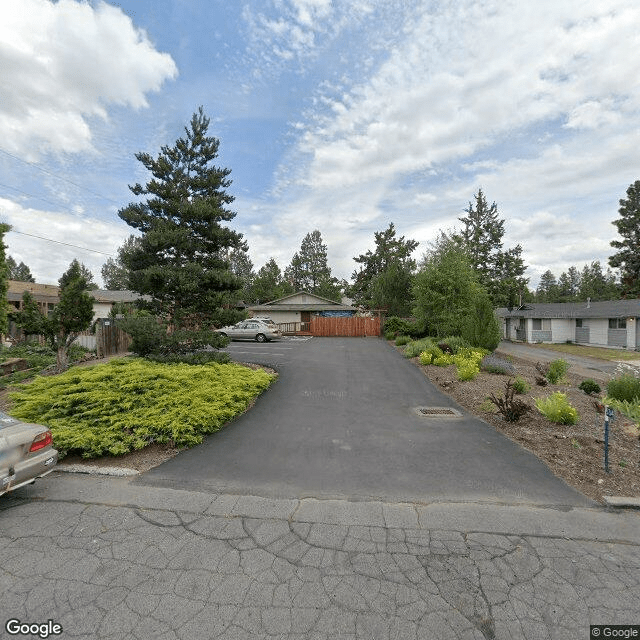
[136, 338, 592, 506]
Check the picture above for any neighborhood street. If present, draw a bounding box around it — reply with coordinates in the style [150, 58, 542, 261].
[1, 337, 639, 639]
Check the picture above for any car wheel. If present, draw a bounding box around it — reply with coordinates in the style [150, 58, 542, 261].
[255, 333, 266, 343]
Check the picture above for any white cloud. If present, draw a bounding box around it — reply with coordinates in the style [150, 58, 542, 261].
[0, 0, 177, 158]
[1, 198, 131, 286]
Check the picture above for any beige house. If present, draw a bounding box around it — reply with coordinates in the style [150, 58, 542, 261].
[247, 291, 356, 329]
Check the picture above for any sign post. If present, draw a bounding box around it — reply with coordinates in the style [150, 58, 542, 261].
[604, 406, 614, 473]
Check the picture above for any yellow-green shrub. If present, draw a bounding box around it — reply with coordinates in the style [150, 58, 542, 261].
[433, 354, 455, 366]
[8, 358, 276, 458]
[535, 392, 578, 425]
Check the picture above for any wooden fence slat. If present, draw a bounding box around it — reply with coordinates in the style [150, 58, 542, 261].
[310, 316, 381, 337]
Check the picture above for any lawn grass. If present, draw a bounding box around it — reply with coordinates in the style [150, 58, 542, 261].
[527, 343, 640, 361]
[8, 357, 276, 458]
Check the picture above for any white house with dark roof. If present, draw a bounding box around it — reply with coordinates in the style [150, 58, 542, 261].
[496, 299, 640, 349]
[246, 290, 356, 328]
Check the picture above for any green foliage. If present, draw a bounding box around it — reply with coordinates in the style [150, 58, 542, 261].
[610, 179, 640, 296]
[578, 379, 601, 395]
[606, 374, 640, 403]
[394, 335, 411, 346]
[6, 255, 35, 282]
[0, 223, 11, 336]
[117, 311, 229, 359]
[603, 397, 640, 424]
[511, 376, 530, 394]
[9, 359, 276, 457]
[479, 398, 497, 413]
[412, 239, 478, 337]
[419, 344, 443, 365]
[490, 379, 531, 422]
[437, 335, 471, 354]
[546, 359, 569, 384]
[348, 222, 418, 311]
[383, 316, 420, 338]
[58, 258, 97, 290]
[535, 392, 579, 425]
[433, 354, 455, 366]
[461, 286, 501, 351]
[456, 360, 479, 381]
[284, 230, 342, 301]
[118, 107, 245, 324]
[403, 337, 438, 358]
[250, 258, 294, 304]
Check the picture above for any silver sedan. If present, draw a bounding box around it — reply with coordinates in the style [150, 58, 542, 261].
[1, 411, 58, 496]
[216, 320, 282, 342]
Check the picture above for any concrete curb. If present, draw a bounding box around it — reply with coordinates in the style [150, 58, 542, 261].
[603, 495, 640, 509]
[56, 464, 139, 477]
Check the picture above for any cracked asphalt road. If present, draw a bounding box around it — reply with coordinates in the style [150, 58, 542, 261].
[2, 338, 639, 638]
[2, 475, 640, 640]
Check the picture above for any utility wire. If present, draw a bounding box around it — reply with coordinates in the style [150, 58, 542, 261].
[0, 147, 121, 205]
[9, 230, 114, 256]
[0, 181, 86, 216]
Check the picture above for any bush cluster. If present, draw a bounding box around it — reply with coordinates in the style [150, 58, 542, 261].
[535, 392, 579, 425]
[9, 358, 276, 458]
[606, 374, 640, 403]
[394, 335, 412, 346]
[384, 317, 421, 339]
[480, 355, 516, 376]
[546, 359, 569, 384]
[511, 376, 530, 394]
[489, 379, 531, 422]
[578, 379, 601, 396]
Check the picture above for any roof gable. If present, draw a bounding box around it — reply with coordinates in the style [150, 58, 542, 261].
[264, 290, 342, 306]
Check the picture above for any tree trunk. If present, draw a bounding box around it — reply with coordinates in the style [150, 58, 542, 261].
[56, 345, 68, 372]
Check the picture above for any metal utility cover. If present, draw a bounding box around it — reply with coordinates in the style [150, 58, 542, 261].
[413, 406, 462, 417]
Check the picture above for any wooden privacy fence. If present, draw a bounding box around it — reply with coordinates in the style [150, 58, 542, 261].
[96, 320, 132, 357]
[310, 316, 381, 337]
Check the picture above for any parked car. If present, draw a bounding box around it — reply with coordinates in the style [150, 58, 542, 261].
[250, 316, 278, 327]
[1, 411, 57, 497]
[216, 320, 282, 342]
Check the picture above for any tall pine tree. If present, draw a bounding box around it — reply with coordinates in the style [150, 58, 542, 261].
[118, 107, 245, 327]
[610, 179, 640, 296]
[453, 189, 528, 307]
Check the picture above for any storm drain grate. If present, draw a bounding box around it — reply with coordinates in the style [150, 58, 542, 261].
[414, 406, 462, 417]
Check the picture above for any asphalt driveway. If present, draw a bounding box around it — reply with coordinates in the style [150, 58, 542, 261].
[136, 338, 592, 506]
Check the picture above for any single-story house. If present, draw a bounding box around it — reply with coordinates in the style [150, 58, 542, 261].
[7, 280, 148, 324]
[246, 291, 357, 330]
[496, 299, 640, 350]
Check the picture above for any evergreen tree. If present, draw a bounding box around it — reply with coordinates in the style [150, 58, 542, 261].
[610, 180, 640, 296]
[412, 235, 479, 337]
[101, 236, 140, 289]
[284, 230, 341, 301]
[0, 224, 11, 336]
[348, 222, 418, 310]
[6, 255, 35, 282]
[227, 248, 255, 302]
[453, 189, 528, 306]
[59, 258, 97, 290]
[252, 258, 293, 304]
[579, 261, 619, 301]
[536, 270, 558, 302]
[117, 107, 245, 329]
[462, 285, 501, 351]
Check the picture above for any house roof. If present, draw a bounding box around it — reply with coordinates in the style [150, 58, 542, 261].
[90, 290, 149, 303]
[496, 299, 640, 319]
[247, 290, 356, 312]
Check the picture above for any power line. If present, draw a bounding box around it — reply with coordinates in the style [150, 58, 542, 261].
[0, 147, 121, 205]
[9, 230, 114, 257]
[0, 181, 86, 217]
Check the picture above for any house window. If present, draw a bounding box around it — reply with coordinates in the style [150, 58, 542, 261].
[576, 319, 583, 328]
[532, 319, 551, 330]
[609, 318, 627, 329]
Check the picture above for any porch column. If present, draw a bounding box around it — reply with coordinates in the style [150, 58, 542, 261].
[627, 318, 636, 350]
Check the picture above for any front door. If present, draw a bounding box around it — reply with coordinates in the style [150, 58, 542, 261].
[301, 312, 311, 331]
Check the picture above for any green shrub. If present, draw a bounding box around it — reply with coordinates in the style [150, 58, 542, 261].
[403, 338, 437, 358]
[511, 376, 530, 394]
[606, 374, 640, 403]
[385, 331, 396, 340]
[456, 360, 479, 381]
[8, 358, 276, 458]
[395, 335, 412, 346]
[433, 353, 455, 366]
[578, 379, 601, 396]
[438, 336, 471, 354]
[384, 317, 421, 338]
[603, 397, 640, 423]
[535, 392, 579, 425]
[546, 359, 569, 384]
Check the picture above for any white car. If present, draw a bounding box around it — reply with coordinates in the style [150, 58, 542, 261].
[216, 320, 282, 342]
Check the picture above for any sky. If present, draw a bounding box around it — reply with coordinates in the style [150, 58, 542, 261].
[1, 0, 639, 290]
